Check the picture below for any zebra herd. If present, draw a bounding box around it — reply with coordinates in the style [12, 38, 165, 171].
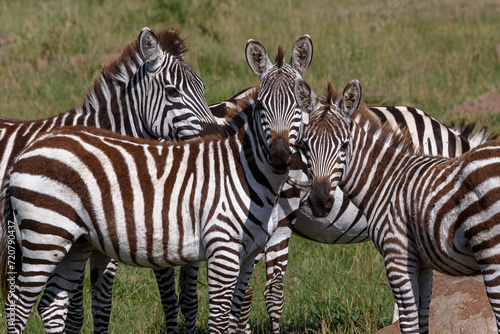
[0, 26, 499, 334]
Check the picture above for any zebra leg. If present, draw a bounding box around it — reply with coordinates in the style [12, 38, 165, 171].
[228, 250, 262, 334]
[417, 267, 433, 332]
[154, 267, 180, 333]
[383, 252, 421, 333]
[88, 252, 118, 334]
[38, 239, 93, 333]
[64, 280, 85, 333]
[263, 220, 293, 334]
[237, 285, 254, 333]
[207, 250, 242, 334]
[10, 242, 76, 333]
[236, 253, 264, 333]
[479, 263, 500, 331]
[179, 262, 200, 334]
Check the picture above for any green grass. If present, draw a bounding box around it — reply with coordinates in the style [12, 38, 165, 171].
[0, 0, 499, 332]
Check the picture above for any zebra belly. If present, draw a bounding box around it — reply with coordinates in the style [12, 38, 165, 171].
[417, 243, 479, 276]
[90, 217, 206, 268]
[416, 217, 480, 276]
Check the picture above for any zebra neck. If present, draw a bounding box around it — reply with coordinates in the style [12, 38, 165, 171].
[235, 111, 287, 199]
[211, 89, 259, 138]
[340, 121, 445, 215]
[62, 63, 148, 138]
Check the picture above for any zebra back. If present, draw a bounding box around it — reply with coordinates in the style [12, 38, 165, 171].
[369, 106, 496, 157]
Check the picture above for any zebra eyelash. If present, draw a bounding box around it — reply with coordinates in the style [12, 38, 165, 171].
[165, 85, 182, 99]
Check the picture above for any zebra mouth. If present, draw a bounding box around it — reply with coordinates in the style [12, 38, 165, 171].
[268, 155, 293, 174]
[308, 180, 334, 218]
[267, 136, 292, 174]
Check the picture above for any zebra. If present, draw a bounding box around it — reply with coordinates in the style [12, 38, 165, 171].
[0, 26, 217, 334]
[295, 78, 500, 333]
[154, 36, 313, 334]
[0, 67, 308, 333]
[234, 103, 494, 332]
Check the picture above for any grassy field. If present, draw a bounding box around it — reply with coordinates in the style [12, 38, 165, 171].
[0, 0, 499, 333]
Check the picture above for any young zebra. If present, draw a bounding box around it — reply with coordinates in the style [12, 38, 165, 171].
[296, 79, 500, 333]
[236, 105, 493, 333]
[0, 68, 307, 333]
[0, 27, 216, 333]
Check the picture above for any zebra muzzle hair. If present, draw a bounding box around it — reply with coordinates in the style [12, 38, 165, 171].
[267, 136, 293, 173]
[307, 180, 334, 218]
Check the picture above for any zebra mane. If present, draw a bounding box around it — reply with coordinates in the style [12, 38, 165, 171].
[324, 82, 341, 111]
[354, 104, 421, 155]
[102, 27, 187, 80]
[155, 28, 189, 58]
[275, 45, 285, 68]
[452, 119, 499, 146]
[78, 27, 188, 116]
[224, 86, 259, 122]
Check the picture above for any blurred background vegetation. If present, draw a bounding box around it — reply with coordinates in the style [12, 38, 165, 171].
[0, 0, 499, 332]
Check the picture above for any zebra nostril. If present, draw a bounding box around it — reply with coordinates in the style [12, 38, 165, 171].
[267, 154, 273, 165]
[325, 195, 334, 213]
[308, 180, 333, 218]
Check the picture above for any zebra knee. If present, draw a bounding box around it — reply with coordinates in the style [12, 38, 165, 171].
[38, 296, 69, 334]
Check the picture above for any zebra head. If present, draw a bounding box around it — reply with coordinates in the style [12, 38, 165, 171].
[245, 35, 313, 173]
[137, 27, 216, 141]
[295, 79, 362, 218]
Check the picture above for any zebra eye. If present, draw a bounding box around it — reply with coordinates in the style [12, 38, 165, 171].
[341, 140, 350, 150]
[165, 86, 181, 98]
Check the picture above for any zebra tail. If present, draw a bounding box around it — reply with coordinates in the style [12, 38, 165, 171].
[0, 165, 18, 300]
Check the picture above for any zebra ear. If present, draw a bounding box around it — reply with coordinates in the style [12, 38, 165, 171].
[294, 78, 315, 124]
[338, 80, 362, 118]
[290, 35, 313, 76]
[139, 27, 163, 72]
[246, 40, 273, 76]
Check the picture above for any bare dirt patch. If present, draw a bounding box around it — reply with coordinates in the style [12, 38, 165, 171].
[452, 91, 500, 117]
[376, 272, 496, 333]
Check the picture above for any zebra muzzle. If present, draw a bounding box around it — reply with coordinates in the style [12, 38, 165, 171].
[267, 136, 293, 174]
[307, 180, 334, 218]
